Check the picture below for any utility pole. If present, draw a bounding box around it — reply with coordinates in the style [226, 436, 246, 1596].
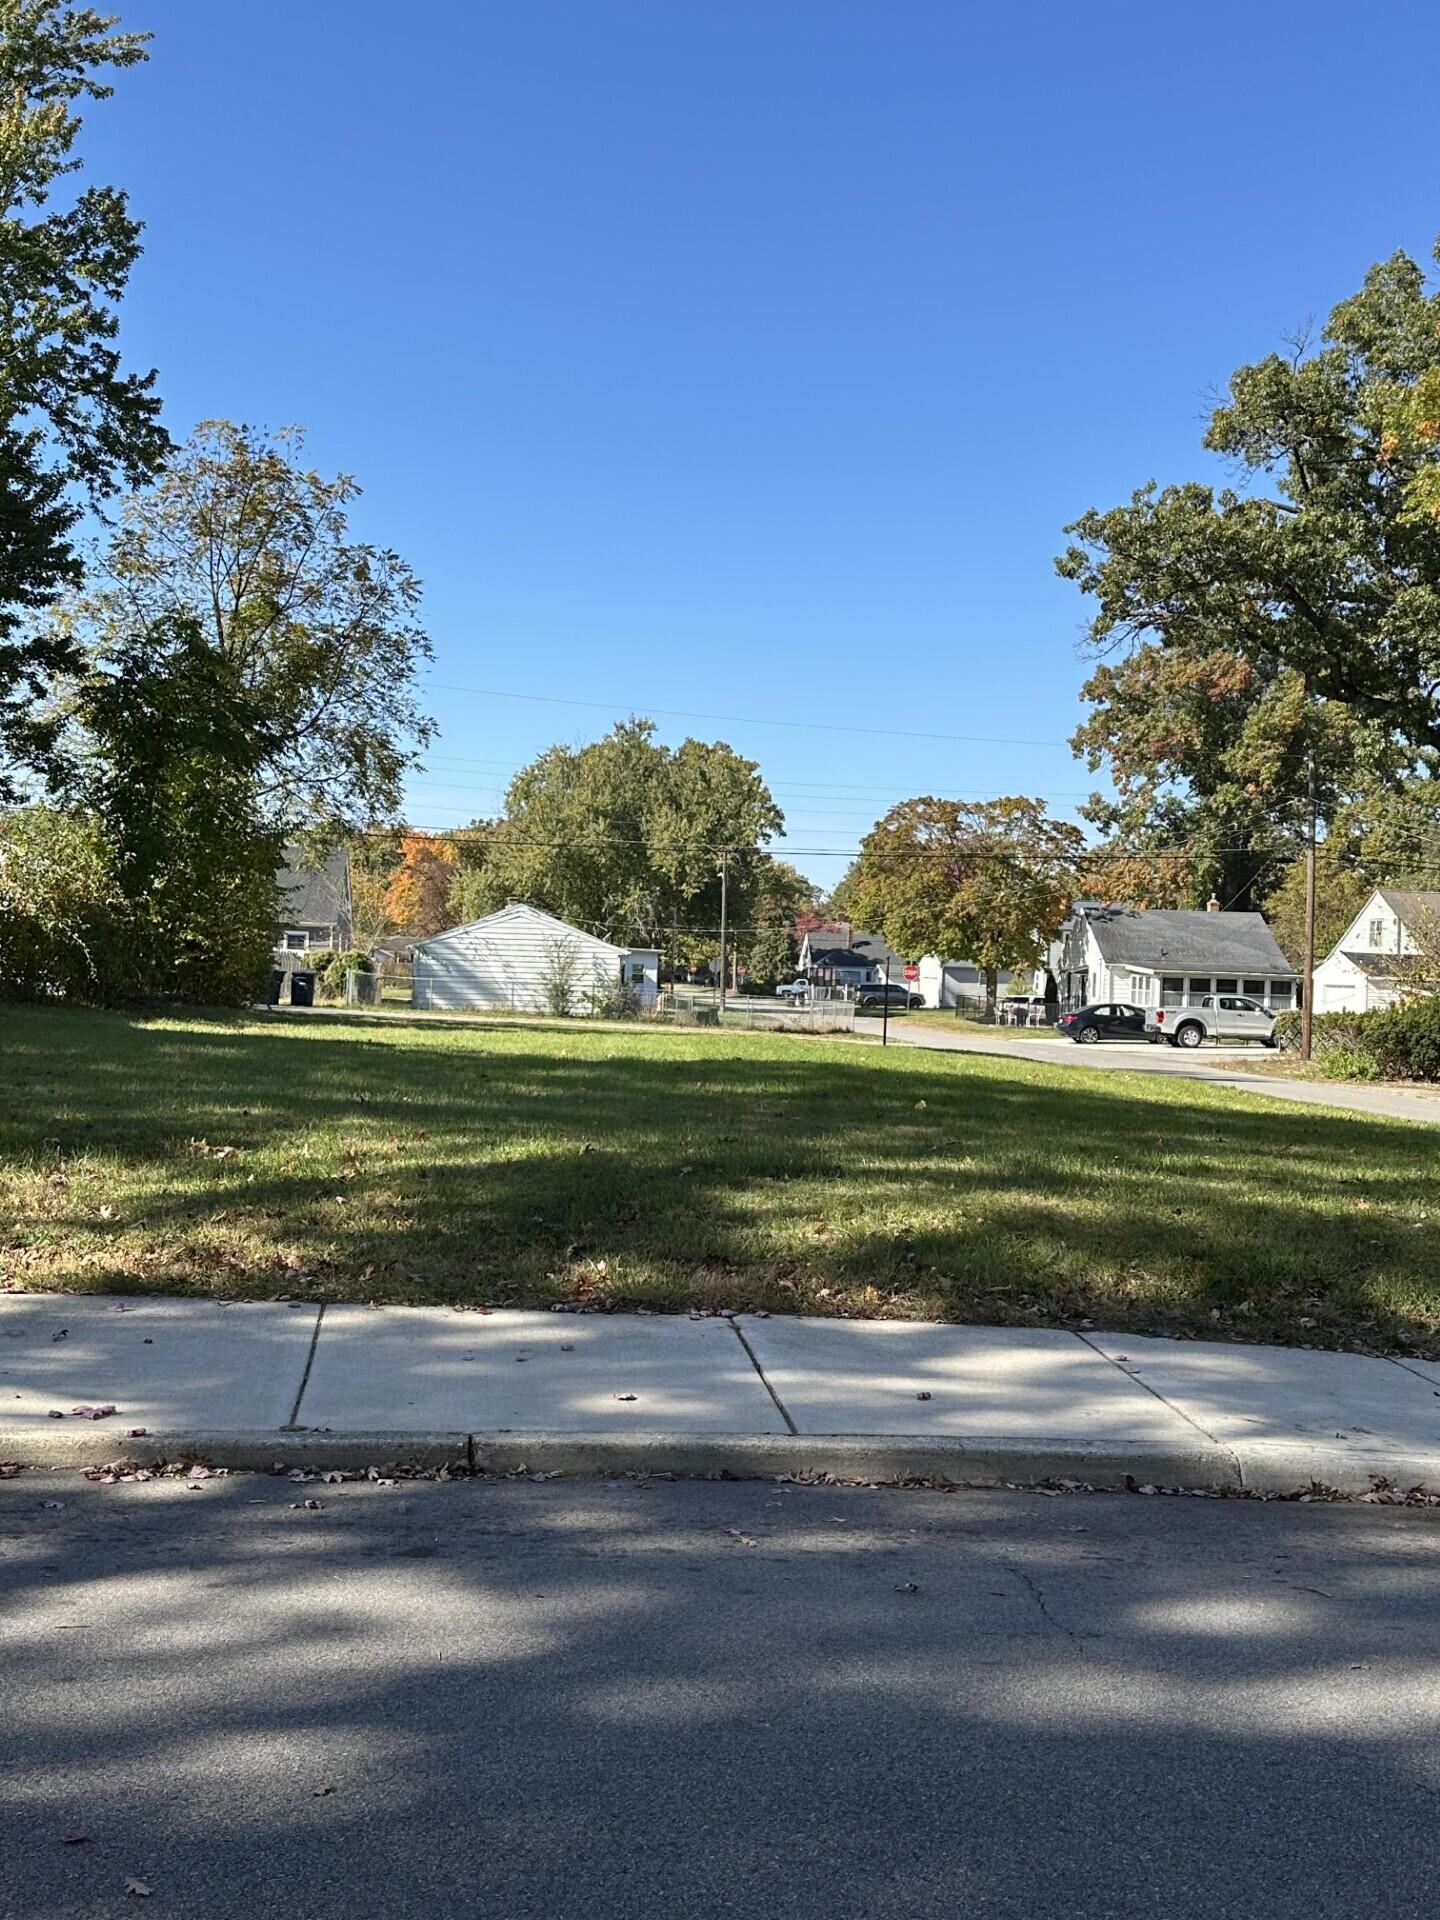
[717, 849, 729, 1017]
[1301, 746, 1318, 1061]
[881, 950, 891, 1047]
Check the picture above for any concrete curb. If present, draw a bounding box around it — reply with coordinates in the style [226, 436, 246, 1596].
[6, 1427, 1439, 1496]
[0, 1426, 1240, 1489]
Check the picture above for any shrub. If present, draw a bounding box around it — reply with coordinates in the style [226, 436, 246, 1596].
[307, 949, 372, 1000]
[0, 808, 129, 1004]
[1272, 1008, 1374, 1059]
[1366, 995, 1440, 1082]
[1272, 998, 1440, 1081]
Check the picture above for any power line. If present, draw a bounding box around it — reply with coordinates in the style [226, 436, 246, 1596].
[425, 681, 1070, 751]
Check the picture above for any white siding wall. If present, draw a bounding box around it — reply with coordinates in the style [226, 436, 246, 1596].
[413, 907, 638, 1012]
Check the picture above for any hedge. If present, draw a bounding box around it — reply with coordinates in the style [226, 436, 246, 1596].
[1273, 998, 1440, 1081]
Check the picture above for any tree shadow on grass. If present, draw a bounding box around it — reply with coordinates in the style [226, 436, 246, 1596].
[3, 1005, 1439, 1351]
[3, 1478, 1440, 1920]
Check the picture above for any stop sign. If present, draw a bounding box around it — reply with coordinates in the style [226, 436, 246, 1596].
[902, 963, 918, 981]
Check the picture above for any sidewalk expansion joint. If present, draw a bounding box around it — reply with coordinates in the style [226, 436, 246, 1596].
[1075, 1329, 1223, 1447]
[729, 1319, 798, 1434]
[285, 1302, 327, 1428]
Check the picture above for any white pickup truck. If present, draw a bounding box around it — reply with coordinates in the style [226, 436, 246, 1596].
[774, 978, 811, 1001]
[1146, 994, 1278, 1049]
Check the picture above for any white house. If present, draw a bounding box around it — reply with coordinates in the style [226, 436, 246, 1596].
[915, 956, 1015, 1008]
[1311, 888, 1440, 1013]
[1055, 902, 1298, 1013]
[412, 904, 659, 1013]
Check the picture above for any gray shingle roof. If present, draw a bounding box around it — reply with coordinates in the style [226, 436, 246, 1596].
[1086, 907, 1296, 976]
[277, 845, 351, 930]
[1377, 889, 1440, 924]
[1341, 950, 1401, 978]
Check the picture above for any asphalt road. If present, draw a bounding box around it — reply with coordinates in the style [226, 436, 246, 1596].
[878, 1021, 1440, 1125]
[3, 1477, 1440, 1919]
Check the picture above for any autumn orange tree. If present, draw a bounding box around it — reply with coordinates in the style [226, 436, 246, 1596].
[381, 832, 458, 936]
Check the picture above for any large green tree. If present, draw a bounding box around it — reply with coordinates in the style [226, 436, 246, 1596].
[1057, 237, 1440, 907]
[78, 615, 281, 1002]
[473, 718, 782, 959]
[851, 796, 1084, 1011]
[0, 0, 168, 797]
[58, 421, 433, 836]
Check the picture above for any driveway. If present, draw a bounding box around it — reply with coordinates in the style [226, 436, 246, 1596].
[873, 1021, 1440, 1127]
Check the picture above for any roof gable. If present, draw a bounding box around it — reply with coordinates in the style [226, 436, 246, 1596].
[416, 901, 632, 957]
[277, 844, 351, 928]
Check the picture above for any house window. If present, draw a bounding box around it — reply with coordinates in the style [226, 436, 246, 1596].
[1268, 980, 1293, 1007]
[282, 931, 308, 952]
[1243, 979, 1265, 998]
[1368, 917, 1386, 947]
[1215, 978, 1238, 995]
[1184, 977, 1211, 1002]
[1160, 975, 1184, 1007]
[1128, 972, 1154, 1006]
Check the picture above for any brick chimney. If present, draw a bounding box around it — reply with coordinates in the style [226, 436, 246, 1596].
[1206, 894, 1221, 913]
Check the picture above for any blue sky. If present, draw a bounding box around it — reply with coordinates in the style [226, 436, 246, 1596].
[86, 0, 1440, 891]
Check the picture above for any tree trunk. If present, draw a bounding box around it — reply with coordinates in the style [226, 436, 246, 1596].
[985, 966, 998, 1017]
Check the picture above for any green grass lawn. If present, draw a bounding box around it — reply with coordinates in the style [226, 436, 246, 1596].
[3, 1004, 1439, 1355]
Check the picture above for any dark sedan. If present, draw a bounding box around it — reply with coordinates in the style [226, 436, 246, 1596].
[1055, 1001, 1147, 1044]
[856, 983, 925, 1010]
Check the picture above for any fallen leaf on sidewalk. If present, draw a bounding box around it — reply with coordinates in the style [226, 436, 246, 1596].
[615, 1393, 637, 1402]
[70, 1405, 117, 1420]
[915, 1391, 932, 1401]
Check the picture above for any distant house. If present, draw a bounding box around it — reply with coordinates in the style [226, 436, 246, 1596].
[412, 903, 659, 1013]
[1312, 888, 1440, 1013]
[797, 927, 885, 987]
[798, 923, 1015, 1004]
[1056, 901, 1298, 1013]
[915, 957, 1016, 1008]
[275, 845, 353, 959]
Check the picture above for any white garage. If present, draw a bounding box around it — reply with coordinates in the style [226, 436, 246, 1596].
[412, 904, 659, 1014]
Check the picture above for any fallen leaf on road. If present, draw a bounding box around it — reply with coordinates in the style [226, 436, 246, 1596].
[70, 1405, 117, 1420]
[915, 1391, 932, 1401]
[61, 1833, 89, 1845]
[312, 1784, 333, 1797]
[40, 1500, 65, 1510]
[615, 1393, 637, 1402]
[124, 1878, 152, 1897]
[128, 1428, 147, 1438]
[51, 1328, 67, 1341]
[896, 1582, 920, 1594]
[290, 1498, 322, 1510]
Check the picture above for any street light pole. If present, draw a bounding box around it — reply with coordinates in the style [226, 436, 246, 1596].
[718, 849, 729, 1017]
[1301, 747, 1317, 1062]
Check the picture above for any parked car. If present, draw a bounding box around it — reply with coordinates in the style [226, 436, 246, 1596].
[1146, 995, 1278, 1049]
[856, 982, 925, 1010]
[774, 978, 811, 1001]
[1056, 1002, 1147, 1044]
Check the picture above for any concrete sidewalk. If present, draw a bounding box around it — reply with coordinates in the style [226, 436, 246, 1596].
[4, 1292, 1440, 1493]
